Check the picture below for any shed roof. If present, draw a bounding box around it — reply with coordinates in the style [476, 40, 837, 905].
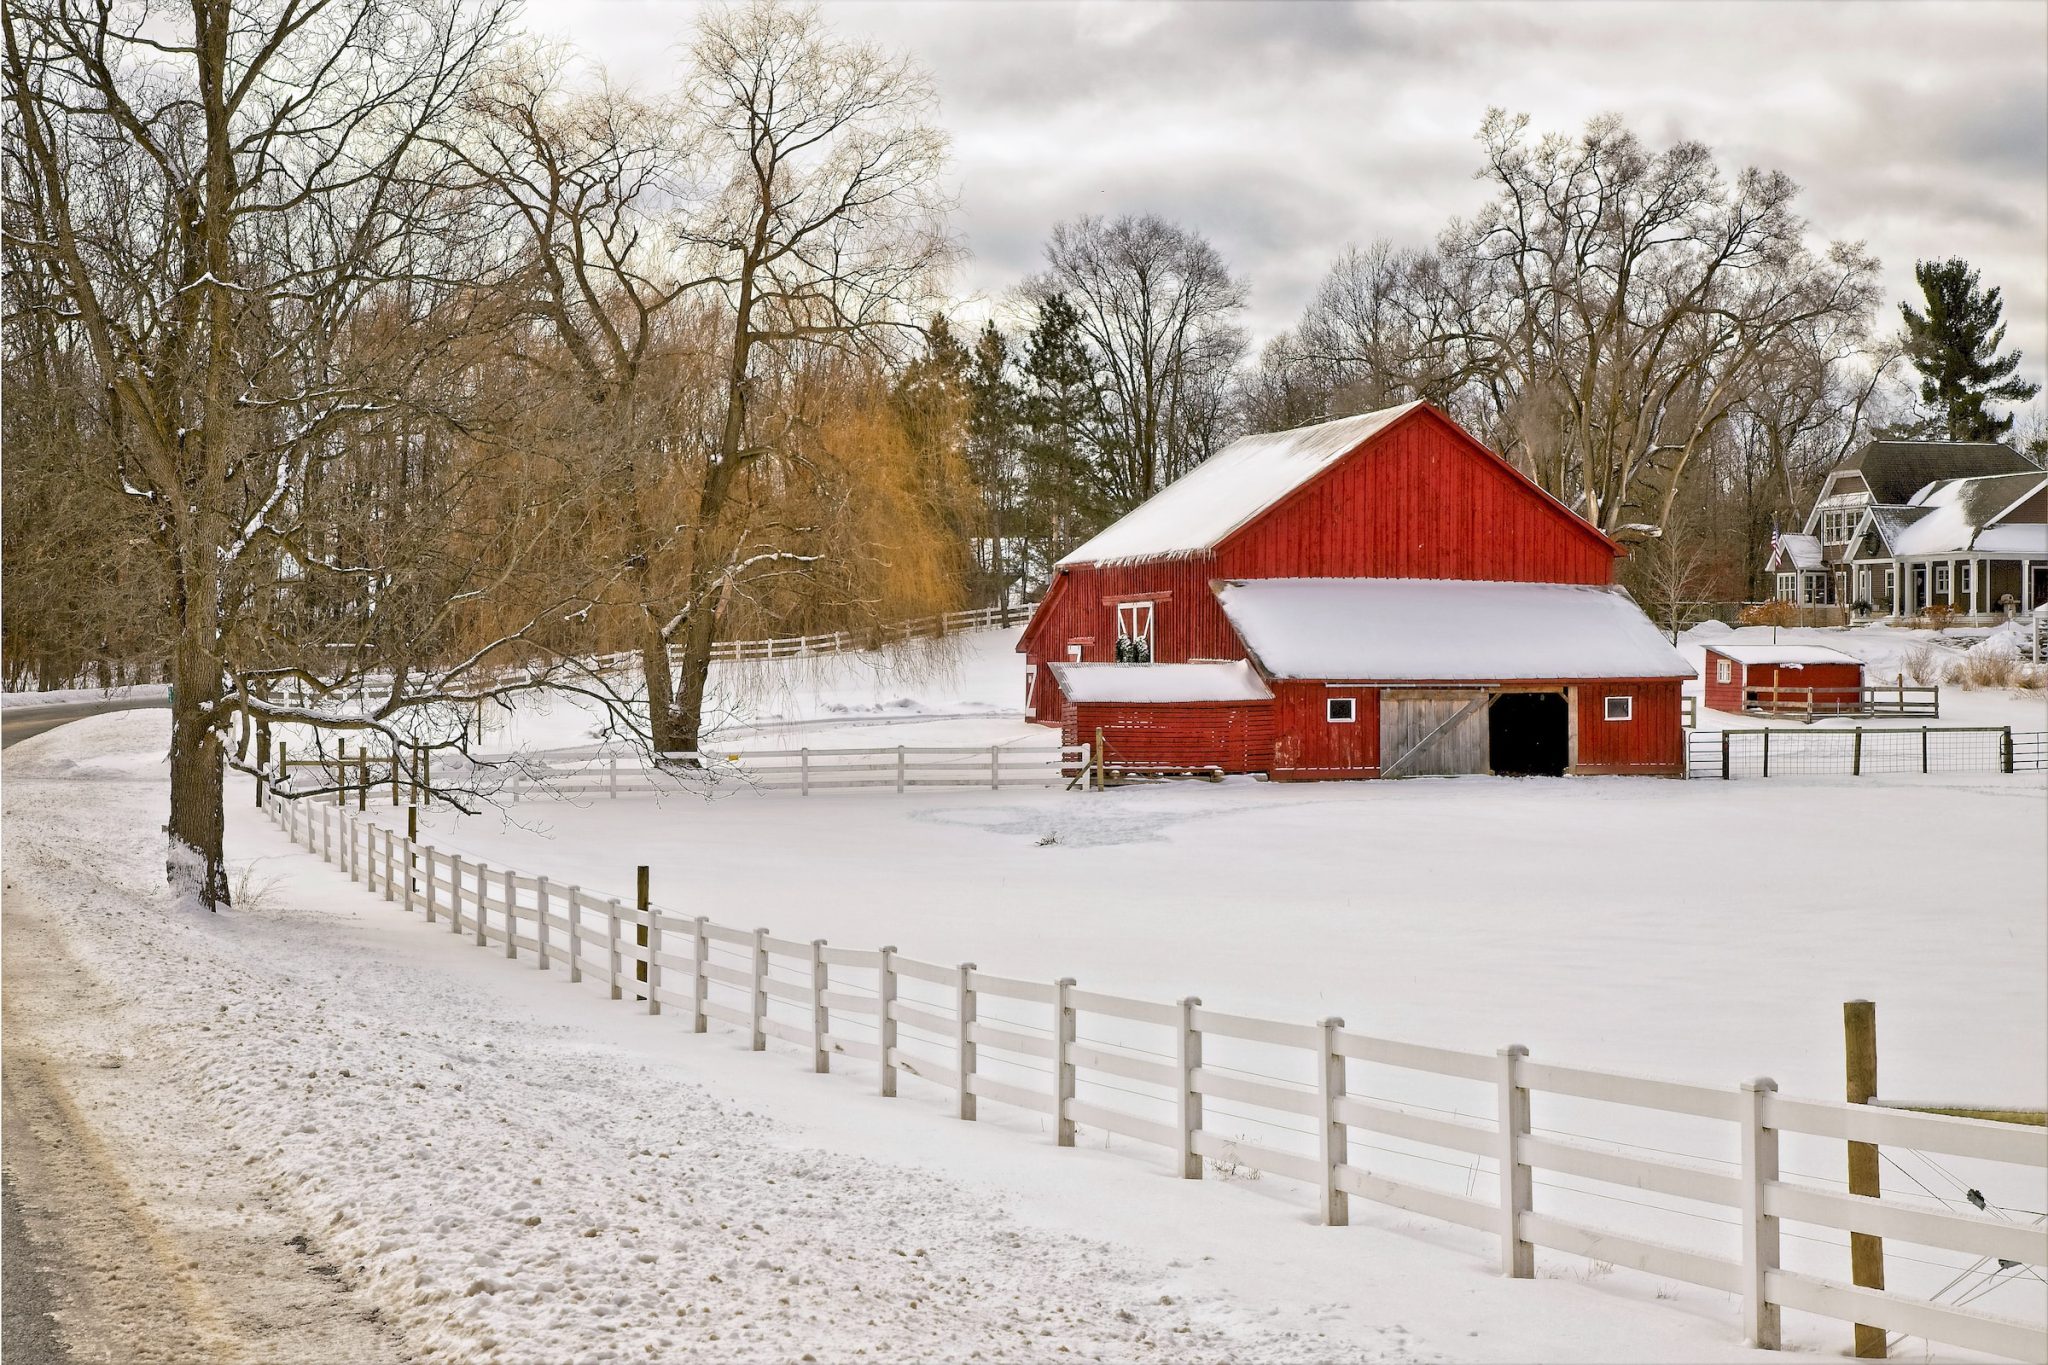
[1055, 403, 1425, 567]
[1215, 578, 1694, 682]
[1049, 660, 1273, 704]
[1704, 644, 1863, 667]
[1769, 533, 1824, 571]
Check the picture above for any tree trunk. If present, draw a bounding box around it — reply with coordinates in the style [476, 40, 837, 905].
[640, 626, 684, 755]
[166, 633, 230, 911]
[668, 592, 719, 759]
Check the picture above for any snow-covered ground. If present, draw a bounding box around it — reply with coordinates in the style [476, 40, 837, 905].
[1, 681, 171, 708]
[7, 624, 2044, 1362]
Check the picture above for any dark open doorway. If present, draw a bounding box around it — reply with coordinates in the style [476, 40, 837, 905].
[1489, 692, 1568, 776]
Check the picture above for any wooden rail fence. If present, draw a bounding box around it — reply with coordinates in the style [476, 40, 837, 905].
[693, 602, 1038, 664]
[262, 788, 2048, 1361]
[1741, 684, 1940, 722]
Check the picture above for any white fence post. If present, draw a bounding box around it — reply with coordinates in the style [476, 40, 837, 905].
[956, 963, 978, 1120]
[321, 804, 331, 862]
[565, 888, 582, 983]
[1741, 1077, 1782, 1350]
[606, 899, 623, 1001]
[690, 916, 709, 1033]
[879, 946, 899, 1097]
[896, 746, 906, 794]
[1054, 977, 1077, 1147]
[608, 756, 618, 800]
[436, 852, 451, 928]
[645, 913, 663, 1017]
[502, 869, 518, 960]
[380, 827, 393, 899]
[749, 928, 769, 1051]
[810, 940, 830, 1073]
[800, 749, 810, 797]
[1177, 996, 1203, 1179]
[404, 839, 418, 916]
[472, 862, 488, 947]
[989, 745, 1000, 790]
[535, 876, 551, 970]
[1319, 1016, 1349, 1227]
[1497, 1044, 1532, 1278]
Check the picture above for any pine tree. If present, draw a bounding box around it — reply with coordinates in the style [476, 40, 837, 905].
[1899, 258, 2040, 442]
[963, 323, 1024, 608]
[1017, 294, 1108, 587]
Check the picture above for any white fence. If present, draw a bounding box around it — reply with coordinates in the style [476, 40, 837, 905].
[271, 744, 1085, 801]
[263, 791, 2048, 1361]
[696, 602, 1038, 664]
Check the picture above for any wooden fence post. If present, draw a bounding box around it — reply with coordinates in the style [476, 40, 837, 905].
[357, 754, 367, 811]
[690, 916, 709, 1033]
[800, 749, 810, 797]
[989, 745, 1000, 791]
[472, 862, 487, 947]
[1095, 728, 1106, 790]
[878, 946, 899, 1097]
[321, 803, 332, 861]
[1721, 731, 1731, 780]
[1497, 1044, 1532, 1278]
[565, 888, 582, 984]
[605, 899, 624, 999]
[1177, 996, 1203, 1179]
[404, 839, 418, 916]
[1845, 1000, 1886, 1358]
[645, 910, 663, 1017]
[535, 876, 551, 970]
[749, 928, 769, 1051]
[635, 865, 651, 1006]
[1054, 977, 1077, 1147]
[1318, 1016, 1349, 1227]
[382, 827, 394, 901]
[337, 738, 347, 806]
[1741, 1077, 1783, 1350]
[956, 963, 977, 1120]
[2002, 725, 2014, 774]
[1852, 727, 1863, 776]
[1762, 728, 1771, 779]
[895, 746, 906, 794]
[502, 868, 518, 959]
[810, 940, 830, 1074]
[1921, 725, 1929, 774]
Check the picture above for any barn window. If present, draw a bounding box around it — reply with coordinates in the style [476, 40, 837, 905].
[1024, 668, 1036, 708]
[1715, 658, 1731, 685]
[1603, 695, 1632, 722]
[1326, 697, 1356, 724]
[1115, 602, 1154, 663]
[1066, 643, 1083, 663]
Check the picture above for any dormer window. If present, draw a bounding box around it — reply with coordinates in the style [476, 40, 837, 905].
[1821, 508, 1860, 544]
[1115, 601, 1154, 663]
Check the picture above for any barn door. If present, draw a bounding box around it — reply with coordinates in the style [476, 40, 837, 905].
[1379, 692, 1491, 777]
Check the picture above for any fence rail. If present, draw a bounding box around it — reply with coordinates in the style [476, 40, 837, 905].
[1689, 727, 2042, 779]
[694, 602, 1038, 664]
[261, 790, 2048, 1361]
[1739, 685, 1941, 721]
[274, 743, 1086, 801]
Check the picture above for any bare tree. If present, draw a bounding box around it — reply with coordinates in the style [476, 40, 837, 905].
[1026, 214, 1247, 510]
[1, 0, 646, 908]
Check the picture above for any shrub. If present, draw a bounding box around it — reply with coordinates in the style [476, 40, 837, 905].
[1901, 643, 1944, 686]
[1950, 651, 2019, 689]
[1738, 599, 1800, 628]
[1917, 602, 1961, 632]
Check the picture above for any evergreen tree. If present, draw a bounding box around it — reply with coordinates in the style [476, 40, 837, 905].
[1899, 258, 2040, 441]
[1017, 294, 1108, 587]
[963, 323, 1025, 608]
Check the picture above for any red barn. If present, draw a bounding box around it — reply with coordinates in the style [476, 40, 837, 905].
[1018, 402, 1694, 778]
[1702, 644, 1866, 717]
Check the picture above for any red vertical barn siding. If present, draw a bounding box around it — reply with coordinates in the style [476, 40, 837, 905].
[1062, 699, 1276, 774]
[1702, 648, 1745, 714]
[1744, 661, 1864, 712]
[1216, 408, 1618, 586]
[1570, 680, 1685, 776]
[1269, 682, 1380, 779]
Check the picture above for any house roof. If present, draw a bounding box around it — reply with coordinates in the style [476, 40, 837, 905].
[1769, 534, 1824, 571]
[1055, 403, 1426, 567]
[1888, 471, 2048, 556]
[1832, 440, 2036, 505]
[1214, 578, 1694, 682]
[1049, 660, 1273, 704]
[1705, 644, 1863, 667]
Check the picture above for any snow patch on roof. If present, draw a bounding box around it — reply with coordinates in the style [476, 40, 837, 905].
[1050, 660, 1272, 704]
[1974, 523, 2048, 557]
[1055, 403, 1423, 567]
[1704, 644, 1863, 667]
[1216, 579, 1694, 682]
[1770, 534, 1823, 570]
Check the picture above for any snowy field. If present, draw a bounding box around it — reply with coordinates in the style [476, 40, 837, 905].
[5, 623, 2045, 1362]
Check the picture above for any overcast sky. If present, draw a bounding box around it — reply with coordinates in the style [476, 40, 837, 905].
[527, 0, 2048, 417]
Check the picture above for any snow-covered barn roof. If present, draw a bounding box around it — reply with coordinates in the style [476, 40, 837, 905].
[1054, 403, 1424, 567]
[1703, 644, 1862, 667]
[1049, 660, 1273, 704]
[1214, 579, 1695, 682]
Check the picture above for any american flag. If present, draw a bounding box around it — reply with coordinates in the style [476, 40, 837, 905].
[1769, 516, 1780, 556]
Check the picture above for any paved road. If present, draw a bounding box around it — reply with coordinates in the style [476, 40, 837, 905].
[3, 695, 166, 1365]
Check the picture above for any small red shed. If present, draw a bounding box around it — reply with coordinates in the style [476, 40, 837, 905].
[1702, 644, 1866, 717]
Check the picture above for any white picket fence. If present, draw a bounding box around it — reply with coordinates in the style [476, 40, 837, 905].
[695, 602, 1037, 664]
[263, 791, 2048, 1361]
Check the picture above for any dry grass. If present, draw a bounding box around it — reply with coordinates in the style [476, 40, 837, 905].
[1947, 650, 2048, 691]
[1901, 643, 1945, 686]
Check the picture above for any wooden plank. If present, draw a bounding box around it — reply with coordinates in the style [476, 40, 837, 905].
[1766, 1269, 2048, 1362]
[1520, 1212, 1743, 1295]
[887, 1047, 959, 1089]
[702, 1000, 752, 1030]
[967, 1021, 1056, 1060]
[1763, 1182, 2048, 1265]
[824, 1033, 880, 1062]
[966, 1073, 1049, 1113]
[1520, 1133, 1742, 1208]
[1192, 1067, 1321, 1118]
[1762, 1093, 2048, 1165]
[1333, 1166, 1498, 1232]
[760, 1017, 811, 1048]
[1518, 1059, 1742, 1121]
[967, 972, 1056, 1005]
[701, 962, 752, 990]
[1069, 1043, 1176, 1088]
[759, 933, 810, 957]
[888, 1000, 956, 1036]
[819, 989, 877, 1015]
[1189, 1131, 1322, 1185]
[700, 922, 754, 947]
[759, 975, 811, 1005]
[821, 946, 883, 970]
[891, 956, 958, 987]
[1332, 1096, 1496, 1157]
[1188, 1007, 1318, 1049]
[1067, 988, 1176, 1026]
[1065, 1099, 1178, 1151]
[1333, 1031, 1497, 1083]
